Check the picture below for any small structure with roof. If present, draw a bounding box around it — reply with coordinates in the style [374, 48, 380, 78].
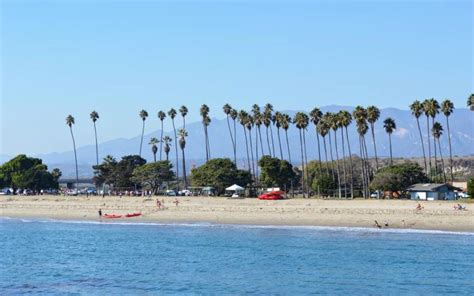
[408, 183, 459, 201]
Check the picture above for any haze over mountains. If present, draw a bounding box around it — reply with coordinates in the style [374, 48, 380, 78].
[2, 106, 473, 177]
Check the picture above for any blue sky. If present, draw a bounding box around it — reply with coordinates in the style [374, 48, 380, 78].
[1, 0, 472, 155]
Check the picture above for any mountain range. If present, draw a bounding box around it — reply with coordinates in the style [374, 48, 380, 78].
[2, 106, 473, 177]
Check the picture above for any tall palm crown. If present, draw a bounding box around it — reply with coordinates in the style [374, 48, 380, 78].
[223, 104, 232, 115]
[366, 106, 380, 124]
[90, 111, 99, 122]
[66, 115, 75, 127]
[352, 106, 368, 125]
[149, 137, 159, 161]
[238, 110, 248, 125]
[163, 136, 172, 160]
[338, 110, 352, 128]
[168, 108, 176, 119]
[200, 104, 210, 117]
[281, 114, 291, 131]
[468, 94, 474, 111]
[441, 100, 454, 117]
[230, 108, 238, 120]
[178, 129, 188, 148]
[432, 122, 443, 139]
[294, 112, 309, 130]
[179, 106, 188, 118]
[274, 112, 282, 128]
[139, 110, 148, 121]
[410, 100, 424, 118]
[158, 111, 166, 121]
[309, 107, 323, 125]
[424, 98, 440, 119]
[383, 118, 396, 134]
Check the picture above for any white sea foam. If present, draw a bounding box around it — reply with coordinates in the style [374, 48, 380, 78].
[2, 217, 473, 236]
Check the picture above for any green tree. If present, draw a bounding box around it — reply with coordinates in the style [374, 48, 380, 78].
[441, 99, 454, 182]
[163, 136, 172, 161]
[191, 158, 252, 195]
[131, 161, 175, 194]
[0, 155, 58, 190]
[51, 168, 62, 183]
[258, 156, 297, 190]
[467, 178, 474, 198]
[92, 155, 117, 188]
[157, 111, 166, 161]
[468, 94, 474, 111]
[138, 110, 148, 157]
[383, 117, 396, 165]
[90, 110, 100, 166]
[114, 155, 146, 190]
[66, 115, 79, 184]
[369, 162, 428, 197]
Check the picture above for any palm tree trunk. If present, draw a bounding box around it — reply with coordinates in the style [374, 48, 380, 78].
[182, 147, 187, 188]
[207, 126, 211, 160]
[269, 125, 276, 157]
[437, 138, 447, 183]
[362, 136, 371, 198]
[258, 127, 264, 156]
[243, 126, 251, 173]
[359, 136, 366, 198]
[323, 136, 330, 175]
[166, 152, 169, 162]
[69, 127, 79, 185]
[340, 129, 347, 198]
[265, 127, 271, 157]
[445, 116, 454, 182]
[255, 128, 259, 183]
[139, 120, 145, 157]
[415, 118, 427, 175]
[298, 129, 306, 198]
[93, 122, 99, 166]
[316, 131, 322, 169]
[153, 152, 156, 162]
[285, 129, 292, 164]
[172, 120, 179, 190]
[159, 121, 164, 161]
[328, 130, 335, 181]
[249, 129, 256, 179]
[389, 133, 393, 165]
[433, 134, 438, 180]
[203, 123, 209, 161]
[302, 128, 310, 196]
[370, 123, 378, 170]
[226, 116, 235, 163]
[426, 115, 432, 178]
[334, 131, 342, 198]
[345, 126, 354, 199]
[233, 119, 237, 165]
[277, 127, 284, 159]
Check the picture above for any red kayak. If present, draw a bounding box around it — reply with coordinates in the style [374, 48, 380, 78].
[258, 191, 285, 200]
[103, 214, 122, 219]
[125, 213, 142, 218]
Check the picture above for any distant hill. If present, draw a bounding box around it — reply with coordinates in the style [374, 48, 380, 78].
[22, 106, 474, 177]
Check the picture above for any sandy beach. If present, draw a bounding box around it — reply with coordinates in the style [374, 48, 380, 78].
[1, 195, 473, 232]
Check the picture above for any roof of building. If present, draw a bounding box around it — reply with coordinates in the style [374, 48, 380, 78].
[407, 183, 448, 192]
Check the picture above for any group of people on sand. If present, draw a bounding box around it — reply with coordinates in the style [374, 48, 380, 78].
[374, 220, 389, 229]
[156, 198, 180, 210]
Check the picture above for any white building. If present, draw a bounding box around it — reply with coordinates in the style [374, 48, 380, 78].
[408, 183, 458, 201]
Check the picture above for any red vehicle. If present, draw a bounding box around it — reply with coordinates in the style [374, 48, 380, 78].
[258, 191, 285, 200]
[103, 214, 122, 219]
[125, 212, 142, 218]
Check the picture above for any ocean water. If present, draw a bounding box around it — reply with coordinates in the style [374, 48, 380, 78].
[1, 218, 473, 295]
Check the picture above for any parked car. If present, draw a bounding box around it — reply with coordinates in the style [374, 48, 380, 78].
[458, 192, 471, 199]
[165, 190, 177, 196]
[0, 188, 13, 195]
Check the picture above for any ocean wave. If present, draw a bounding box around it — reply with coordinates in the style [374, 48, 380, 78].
[1, 217, 473, 236]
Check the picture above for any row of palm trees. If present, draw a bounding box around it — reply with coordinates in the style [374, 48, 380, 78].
[65, 94, 472, 193]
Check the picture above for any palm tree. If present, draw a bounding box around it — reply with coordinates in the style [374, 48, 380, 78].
[168, 108, 179, 186]
[409, 101, 427, 174]
[339, 110, 354, 198]
[157, 111, 166, 161]
[274, 112, 284, 159]
[353, 106, 369, 198]
[263, 103, 275, 156]
[223, 104, 236, 164]
[423, 98, 440, 178]
[230, 108, 238, 165]
[432, 122, 446, 183]
[178, 128, 188, 188]
[366, 106, 380, 170]
[179, 106, 188, 129]
[138, 110, 148, 157]
[149, 137, 159, 162]
[252, 105, 265, 156]
[441, 100, 454, 183]
[323, 113, 336, 179]
[329, 113, 342, 198]
[245, 115, 256, 179]
[383, 117, 396, 165]
[317, 119, 330, 176]
[163, 136, 172, 161]
[337, 111, 348, 198]
[90, 111, 100, 166]
[239, 110, 251, 173]
[200, 104, 211, 161]
[294, 112, 309, 197]
[468, 94, 474, 111]
[66, 115, 79, 185]
[281, 113, 292, 164]
[310, 108, 323, 171]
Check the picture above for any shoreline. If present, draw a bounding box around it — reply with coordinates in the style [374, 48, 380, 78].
[2, 195, 473, 232]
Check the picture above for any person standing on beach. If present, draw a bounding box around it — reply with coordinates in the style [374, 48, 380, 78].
[98, 209, 102, 219]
